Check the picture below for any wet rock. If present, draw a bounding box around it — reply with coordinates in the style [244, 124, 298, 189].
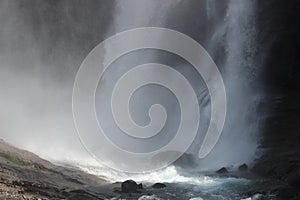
[238, 163, 248, 171]
[151, 183, 166, 189]
[121, 180, 141, 193]
[216, 167, 228, 174]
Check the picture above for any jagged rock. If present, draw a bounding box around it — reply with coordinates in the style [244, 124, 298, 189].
[238, 163, 248, 171]
[121, 180, 142, 193]
[151, 183, 166, 189]
[216, 167, 228, 174]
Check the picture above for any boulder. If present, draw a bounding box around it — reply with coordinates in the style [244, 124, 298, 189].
[151, 183, 166, 189]
[216, 167, 228, 174]
[121, 180, 142, 193]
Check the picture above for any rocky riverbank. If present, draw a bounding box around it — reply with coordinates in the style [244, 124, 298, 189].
[0, 138, 282, 200]
[0, 139, 111, 200]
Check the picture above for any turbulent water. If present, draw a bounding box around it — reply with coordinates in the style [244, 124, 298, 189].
[75, 163, 275, 200]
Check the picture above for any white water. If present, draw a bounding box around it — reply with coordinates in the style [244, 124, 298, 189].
[78, 162, 264, 200]
[78, 164, 218, 185]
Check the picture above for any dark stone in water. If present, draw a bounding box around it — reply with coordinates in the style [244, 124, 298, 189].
[238, 163, 248, 171]
[216, 167, 228, 174]
[151, 183, 166, 189]
[121, 180, 142, 193]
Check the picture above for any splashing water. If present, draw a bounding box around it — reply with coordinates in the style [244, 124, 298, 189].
[78, 164, 217, 186]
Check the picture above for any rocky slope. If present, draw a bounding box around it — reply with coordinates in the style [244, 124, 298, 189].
[0, 139, 111, 200]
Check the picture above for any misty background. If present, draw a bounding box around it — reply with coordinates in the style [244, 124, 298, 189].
[0, 0, 265, 171]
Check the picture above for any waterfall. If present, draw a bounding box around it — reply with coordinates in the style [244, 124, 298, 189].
[196, 0, 261, 170]
[97, 0, 262, 171]
[0, 0, 263, 174]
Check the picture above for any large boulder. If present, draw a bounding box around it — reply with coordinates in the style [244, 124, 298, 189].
[121, 180, 142, 193]
[151, 183, 166, 189]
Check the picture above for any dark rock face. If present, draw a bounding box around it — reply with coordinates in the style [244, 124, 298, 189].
[256, 1, 300, 147]
[238, 163, 248, 171]
[151, 183, 166, 189]
[216, 167, 228, 174]
[257, 0, 300, 89]
[277, 187, 300, 200]
[252, 4, 300, 199]
[252, 152, 300, 179]
[121, 180, 142, 193]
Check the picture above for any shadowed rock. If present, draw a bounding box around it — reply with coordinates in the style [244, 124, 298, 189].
[151, 183, 166, 189]
[216, 167, 228, 174]
[121, 180, 142, 193]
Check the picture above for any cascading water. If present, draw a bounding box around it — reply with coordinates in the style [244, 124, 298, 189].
[195, 0, 262, 170]
[84, 0, 262, 172]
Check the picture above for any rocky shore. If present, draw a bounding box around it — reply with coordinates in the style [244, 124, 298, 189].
[0, 139, 110, 200]
[0, 139, 178, 200]
[1, 136, 299, 200]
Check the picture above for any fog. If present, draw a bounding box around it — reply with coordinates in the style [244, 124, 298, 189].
[0, 0, 264, 173]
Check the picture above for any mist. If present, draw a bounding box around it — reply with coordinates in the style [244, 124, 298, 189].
[0, 0, 263, 173]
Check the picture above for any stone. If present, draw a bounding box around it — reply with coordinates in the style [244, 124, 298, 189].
[121, 180, 140, 193]
[216, 167, 228, 174]
[151, 183, 166, 189]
